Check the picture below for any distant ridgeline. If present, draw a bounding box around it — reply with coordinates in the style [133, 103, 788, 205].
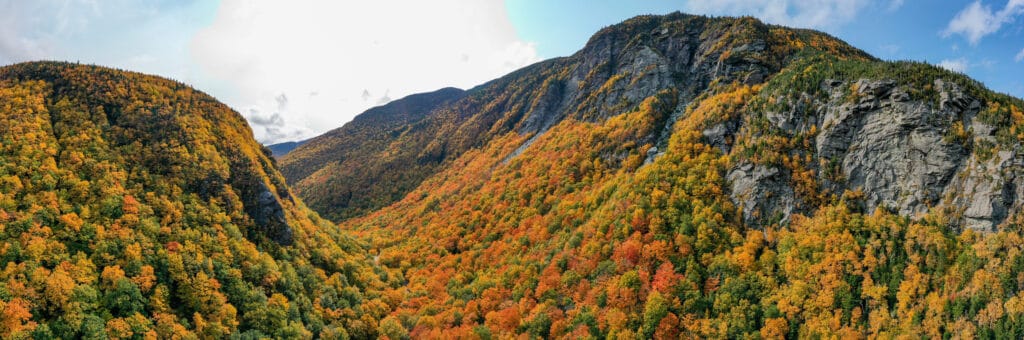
[266, 140, 308, 158]
[4, 11, 1024, 339]
[287, 12, 1024, 338]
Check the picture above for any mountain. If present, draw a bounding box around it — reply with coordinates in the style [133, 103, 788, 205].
[0, 62, 393, 338]
[279, 87, 466, 220]
[265, 140, 307, 158]
[6, 12, 1024, 339]
[281, 14, 870, 222]
[287, 13, 1024, 338]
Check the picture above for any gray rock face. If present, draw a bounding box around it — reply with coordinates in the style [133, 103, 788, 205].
[252, 182, 294, 245]
[816, 79, 969, 217]
[494, 15, 1022, 233]
[724, 78, 1024, 231]
[703, 120, 739, 153]
[517, 14, 782, 143]
[281, 14, 879, 222]
[945, 150, 1018, 232]
[729, 164, 798, 226]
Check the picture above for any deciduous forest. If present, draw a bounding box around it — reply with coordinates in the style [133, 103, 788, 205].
[3, 12, 1024, 339]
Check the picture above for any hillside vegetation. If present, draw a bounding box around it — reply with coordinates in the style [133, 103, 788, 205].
[279, 88, 466, 221]
[328, 14, 1024, 338]
[4, 12, 1024, 339]
[0, 62, 393, 338]
[280, 13, 871, 222]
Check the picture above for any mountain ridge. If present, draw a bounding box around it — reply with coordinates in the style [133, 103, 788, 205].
[278, 86, 467, 220]
[293, 12, 1024, 338]
[4, 11, 1024, 339]
[266, 140, 307, 157]
[281, 12, 873, 222]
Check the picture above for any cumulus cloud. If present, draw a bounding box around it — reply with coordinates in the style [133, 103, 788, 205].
[938, 58, 970, 73]
[684, 0, 873, 30]
[238, 91, 310, 144]
[944, 0, 1024, 45]
[191, 0, 539, 144]
[1016, 48, 1024, 62]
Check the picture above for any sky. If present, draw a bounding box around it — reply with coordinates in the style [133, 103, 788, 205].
[0, 0, 1022, 144]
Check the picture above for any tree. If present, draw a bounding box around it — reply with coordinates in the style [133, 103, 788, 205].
[0, 298, 36, 335]
[104, 278, 145, 317]
[379, 316, 409, 340]
[642, 292, 669, 338]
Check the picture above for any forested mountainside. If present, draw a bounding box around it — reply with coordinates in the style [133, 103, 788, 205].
[0, 62, 394, 338]
[295, 13, 1024, 338]
[5, 12, 1024, 340]
[279, 87, 466, 220]
[279, 13, 870, 222]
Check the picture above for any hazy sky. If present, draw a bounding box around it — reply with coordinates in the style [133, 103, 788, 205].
[1, 0, 1022, 144]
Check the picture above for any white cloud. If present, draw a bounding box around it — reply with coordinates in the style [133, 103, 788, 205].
[887, 0, 905, 12]
[0, 0, 214, 86]
[0, 0, 154, 65]
[1016, 48, 1024, 62]
[938, 58, 970, 73]
[684, 0, 872, 30]
[191, 0, 539, 144]
[944, 0, 1024, 45]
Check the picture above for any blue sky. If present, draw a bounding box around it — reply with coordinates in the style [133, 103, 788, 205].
[0, 0, 1021, 143]
[507, 0, 1024, 97]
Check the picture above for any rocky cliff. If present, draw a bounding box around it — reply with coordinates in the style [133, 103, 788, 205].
[294, 13, 1024, 338]
[281, 13, 873, 222]
[725, 57, 1024, 232]
[283, 13, 1024, 233]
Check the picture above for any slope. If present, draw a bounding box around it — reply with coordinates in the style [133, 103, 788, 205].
[0, 62, 395, 338]
[279, 87, 466, 220]
[280, 13, 870, 222]
[340, 14, 1024, 338]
